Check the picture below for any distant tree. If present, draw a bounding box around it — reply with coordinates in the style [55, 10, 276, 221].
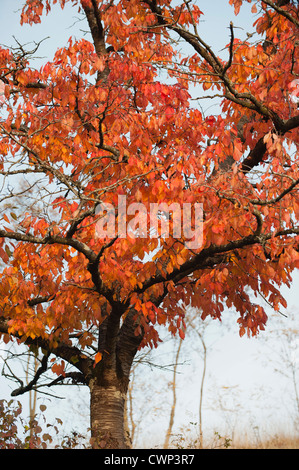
[265, 312, 299, 432]
[0, 0, 298, 448]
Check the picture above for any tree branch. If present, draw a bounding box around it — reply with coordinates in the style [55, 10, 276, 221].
[223, 22, 235, 75]
[143, 0, 289, 131]
[0, 227, 96, 262]
[241, 136, 267, 173]
[0, 316, 93, 381]
[241, 111, 299, 173]
[10, 353, 50, 397]
[136, 225, 299, 294]
[261, 0, 299, 28]
[82, 0, 106, 56]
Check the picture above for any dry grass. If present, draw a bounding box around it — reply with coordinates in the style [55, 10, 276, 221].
[230, 434, 299, 449]
[165, 430, 299, 450]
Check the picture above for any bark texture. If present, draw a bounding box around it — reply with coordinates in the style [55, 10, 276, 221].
[90, 382, 128, 449]
[87, 307, 144, 448]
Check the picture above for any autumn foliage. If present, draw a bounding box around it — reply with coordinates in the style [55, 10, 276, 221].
[0, 0, 298, 448]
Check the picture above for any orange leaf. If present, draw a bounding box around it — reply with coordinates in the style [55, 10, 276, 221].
[94, 352, 102, 365]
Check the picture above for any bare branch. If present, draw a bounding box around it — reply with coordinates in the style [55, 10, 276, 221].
[10, 354, 49, 397]
[223, 22, 235, 75]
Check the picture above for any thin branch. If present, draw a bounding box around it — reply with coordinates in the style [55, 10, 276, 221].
[249, 176, 299, 206]
[223, 22, 235, 75]
[27, 295, 56, 307]
[0, 124, 83, 198]
[0, 226, 96, 262]
[136, 224, 299, 295]
[10, 354, 49, 396]
[261, 0, 299, 28]
[0, 316, 93, 379]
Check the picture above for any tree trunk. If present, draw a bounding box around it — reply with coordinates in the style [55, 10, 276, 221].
[164, 336, 183, 449]
[88, 307, 144, 449]
[90, 382, 130, 449]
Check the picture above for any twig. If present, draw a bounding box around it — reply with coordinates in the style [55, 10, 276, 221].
[223, 22, 235, 75]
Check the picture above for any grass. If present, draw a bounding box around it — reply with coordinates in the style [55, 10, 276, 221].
[230, 433, 299, 449]
[164, 429, 299, 450]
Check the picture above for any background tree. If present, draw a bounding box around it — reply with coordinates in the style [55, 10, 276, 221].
[263, 311, 299, 432]
[0, 0, 298, 448]
[163, 328, 184, 449]
[186, 310, 212, 449]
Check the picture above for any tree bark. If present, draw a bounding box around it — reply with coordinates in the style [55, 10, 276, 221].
[90, 382, 129, 449]
[88, 307, 144, 449]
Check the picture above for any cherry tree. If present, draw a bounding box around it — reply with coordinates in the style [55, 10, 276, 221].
[0, 0, 298, 448]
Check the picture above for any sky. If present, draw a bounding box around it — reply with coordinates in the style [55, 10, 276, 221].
[0, 0, 298, 448]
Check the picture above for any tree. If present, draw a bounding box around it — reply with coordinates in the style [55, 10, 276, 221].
[0, 0, 298, 449]
[163, 329, 184, 449]
[264, 311, 299, 432]
[186, 310, 211, 449]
